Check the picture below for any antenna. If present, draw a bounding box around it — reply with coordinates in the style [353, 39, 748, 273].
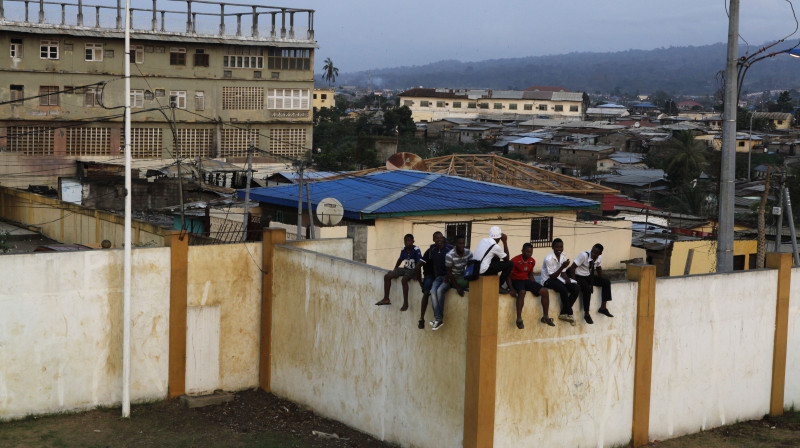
[316, 198, 344, 226]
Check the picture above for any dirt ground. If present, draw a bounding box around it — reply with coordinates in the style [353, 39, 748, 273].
[0, 389, 394, 448]
[1, 389, 798, 447]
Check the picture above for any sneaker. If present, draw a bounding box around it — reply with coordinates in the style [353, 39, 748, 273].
[584, 314, 594, 325]
[429, 320, 436, 327]
[558, 314, 571, 322]
[499, 287, 510, 295]
[418, 319, 425, 329]
[432, 320, 444, 331]
[516, 319, 524, 329]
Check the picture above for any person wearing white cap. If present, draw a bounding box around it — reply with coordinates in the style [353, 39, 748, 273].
[471, 226, 515, 295]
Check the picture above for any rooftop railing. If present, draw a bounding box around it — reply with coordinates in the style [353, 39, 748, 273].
[0, 0, 315, 41]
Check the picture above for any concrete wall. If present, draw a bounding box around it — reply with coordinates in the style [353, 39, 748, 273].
[270, 244, 467, 448]
[0, 247, 170, 420]
[0, 186, 166, 247]
[186, 243, 263, 392]
[787, 267, 800, 409]
[649, 269, 777, 440]
[493, 282, 637, 447]
[289, 237, 352, 259]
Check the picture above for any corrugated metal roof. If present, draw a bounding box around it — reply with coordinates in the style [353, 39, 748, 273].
[552, 91, 584, 101]
[490, 90, 524, 99]
[509, 137, 542, 145]
[242, 170, 597, 219]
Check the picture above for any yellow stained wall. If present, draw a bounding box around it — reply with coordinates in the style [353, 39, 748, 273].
[345, 211, 632, 272]
[313, 89, 336, 110]
[668, 239, 757, 276]
[400, 95, 583, 123]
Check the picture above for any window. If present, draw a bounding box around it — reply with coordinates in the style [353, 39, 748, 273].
[267, 88, 310, 110]
[221, 128, 260, 157]
[738, 141, 745, 147]
[85, 43, 103, 61]
[124, 128, 162, 158]
[169, 90, 187, 109]
[194, 49, 209, 67]
[778, 120, 784, 125]
[554, 105, 563, 112]
[40, 40, 58, 59]
[66, 127, 110, 156]
[194, 91, 205, 110]
[445, 222, 472, 248]
[10, 85, 23, 103]
[538, 104, 547, 111]
[7, 126, 54, 155]
[39, 86, 59, 106]
[85, 87, 102, 107]
[569, 105, 579, 112]
[321, 94, 327, 99]
[530, 217, 553, 248]
[176, 128, 213, 158]
[313, 94, 317, 99]
[420, 100, 430, 107]
[224, 46, 265, 68]
[509, 103, 517, 110]
[453, 101, 461, 108]
[223, 86, 264, 110]
[436, 101, 445, 108]
[524, 104, 533, 110]
[129, 89, 144, 108]
[267, 47, 311, 71]
[268, 128, 306, 158]
[10, 39, 22, 59]
[479, 103, 489, 109]
[403, 100, 413, 107]
[493, 103, 502, 110]
[253, 71, 262, 79]
[468, 102, 476, 109]
[169, 47, 186, 65]
[130, 45, 144, 64]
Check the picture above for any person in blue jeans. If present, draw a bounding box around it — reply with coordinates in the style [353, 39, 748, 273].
[430, 235, 471, 331]
[417, 231, 453, 330]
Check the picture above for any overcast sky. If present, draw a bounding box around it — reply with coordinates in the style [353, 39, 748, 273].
[297, 0, 800, 73]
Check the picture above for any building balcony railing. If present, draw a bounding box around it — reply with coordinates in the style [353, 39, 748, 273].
[0, 0, 315, 42]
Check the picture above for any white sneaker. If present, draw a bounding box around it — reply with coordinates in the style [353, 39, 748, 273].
[432, 321, 444, 331]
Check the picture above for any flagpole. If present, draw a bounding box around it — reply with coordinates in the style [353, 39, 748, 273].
[122, 0, 132, 418]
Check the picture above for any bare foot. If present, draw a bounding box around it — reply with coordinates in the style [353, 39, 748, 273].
[400, 301, 409, 311]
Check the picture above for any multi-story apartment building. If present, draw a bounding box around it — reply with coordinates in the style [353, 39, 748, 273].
[399, 87, 588, 123]
[0, 1, 316, 162]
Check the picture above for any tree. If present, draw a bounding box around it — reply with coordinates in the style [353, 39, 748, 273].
[776, 90, 794, 113]
[381, 106, 416, 137]
[322, 58, 339, 88]
[664, 130, 706, 190]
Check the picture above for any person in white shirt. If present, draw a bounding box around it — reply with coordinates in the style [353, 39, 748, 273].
[570, 243, 613, 325]
[541, 238, 579, 325]
[472, 226, 514, 295]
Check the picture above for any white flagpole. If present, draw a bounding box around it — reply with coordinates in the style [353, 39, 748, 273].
[122, 0, 132, 418]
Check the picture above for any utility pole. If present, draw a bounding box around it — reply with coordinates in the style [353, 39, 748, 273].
[756, 166, 771, 268]
[717, 0, 740, 273]
[121, 0, 132, 419]
[240, 143, 253, 242]
[775, 171, 786, 252]
[305, 181, 315, 239]
[783, 186, 799, 265]
[296, 163, 304, 240]
[172, 106, 185, 229]
[748, 111, 754, 181]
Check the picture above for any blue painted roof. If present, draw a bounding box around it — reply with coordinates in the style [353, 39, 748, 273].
[241, 170, 599, 219]
[632, 103, 660, 108]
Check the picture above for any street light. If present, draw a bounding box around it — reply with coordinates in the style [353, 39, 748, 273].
[718, 0, 799, 272]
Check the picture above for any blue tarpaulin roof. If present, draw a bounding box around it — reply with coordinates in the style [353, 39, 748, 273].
[241, 170, 598, 219]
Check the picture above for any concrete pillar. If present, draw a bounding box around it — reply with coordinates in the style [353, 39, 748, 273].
[260, 228, 286, 392]
[766, 252, 792, 416]
[110, 126, 121, 156]
[463, 275, 499, 448]
[53, 127, 66, 156]
[628, 263, 656, 448]
[167, 231, 189, 399]
[347, 224, 368, 263]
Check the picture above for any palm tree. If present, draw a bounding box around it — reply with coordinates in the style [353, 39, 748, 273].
[322, 58, 339, 88]
[665, 130, 706, 189]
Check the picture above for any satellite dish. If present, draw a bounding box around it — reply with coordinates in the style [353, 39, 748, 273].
[386, 152, 427, 171]
[634, 121, 640, 128]
[316, 197, 344, 226]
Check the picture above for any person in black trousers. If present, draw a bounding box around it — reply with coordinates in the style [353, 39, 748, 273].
[570, 243, 613, 325]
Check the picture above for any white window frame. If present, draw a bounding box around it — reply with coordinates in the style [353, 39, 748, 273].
[40, 40, 58, 60]
[130, 89, 144, 108]
[85, 87, 102, 107]
[131, 45, 144, 64]
[85, 43, 103, 62]
[194, 91, 205, 110]
[267, 88, 310, 110]
[10, 41, 23, 59]
[223, 55, 264, 69]
[169, 90, 187, 109]
[169, 47, 186, 66]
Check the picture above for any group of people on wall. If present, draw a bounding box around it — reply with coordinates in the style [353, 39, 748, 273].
[374, 226, 614, 331]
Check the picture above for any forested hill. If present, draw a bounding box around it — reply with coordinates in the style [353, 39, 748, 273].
[334, 43, 800, 95]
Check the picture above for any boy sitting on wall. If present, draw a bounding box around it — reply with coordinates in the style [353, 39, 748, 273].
[376, 233, 423, 311]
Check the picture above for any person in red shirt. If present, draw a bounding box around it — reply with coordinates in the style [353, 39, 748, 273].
[510, 243, 554, 329]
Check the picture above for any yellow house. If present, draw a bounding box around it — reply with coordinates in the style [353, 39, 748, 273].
[399, 88, 586, 123]
[313, 88, 336, 110]
[245, 170, 636, 271]
[668, 239, 757, 276]
[711, 134, 763, 153]
[752, 112, 794, 130]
